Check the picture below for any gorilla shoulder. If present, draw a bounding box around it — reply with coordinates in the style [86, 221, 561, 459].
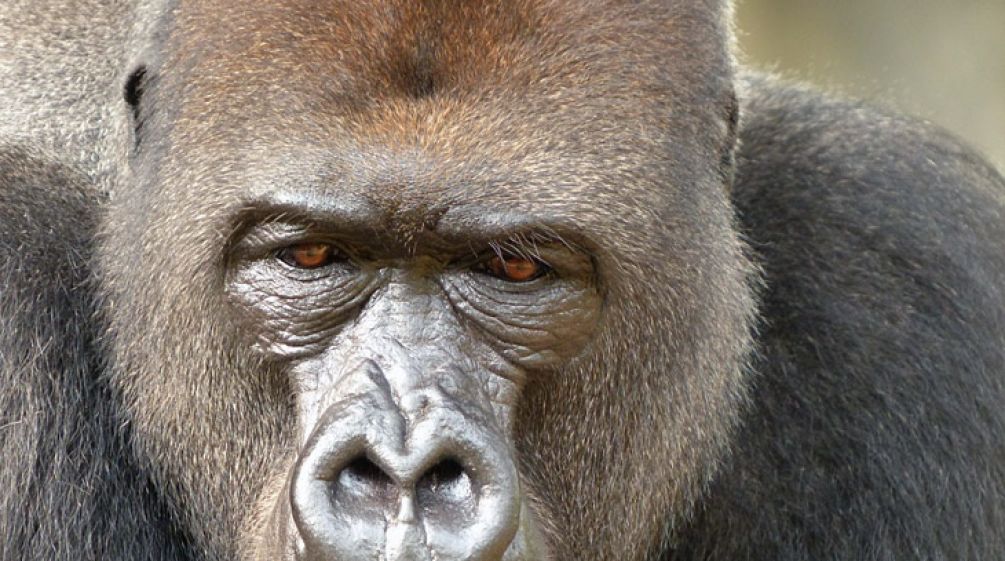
[670, 75, 1005, 560]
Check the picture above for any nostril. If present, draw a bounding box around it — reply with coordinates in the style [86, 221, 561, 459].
[417, 458, 476, 517]
[423, 458, 466, 490]
[335, 457, 395, 504]
[345, 457, 392, 485]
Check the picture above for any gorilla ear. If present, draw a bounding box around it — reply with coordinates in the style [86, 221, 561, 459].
[123, 65, 148, 149]
[720, 91, 740, 185]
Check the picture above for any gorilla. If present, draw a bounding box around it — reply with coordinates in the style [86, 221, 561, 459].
[1, 1, 1004, 560]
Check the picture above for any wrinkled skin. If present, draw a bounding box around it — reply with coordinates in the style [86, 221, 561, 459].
[2, 1, 1004, 561]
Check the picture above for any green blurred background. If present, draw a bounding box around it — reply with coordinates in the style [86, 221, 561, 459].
[736, 0, 1005, 169]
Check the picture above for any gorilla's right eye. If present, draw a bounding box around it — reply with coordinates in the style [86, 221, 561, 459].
[276, 243, 340, 269]
[481, 254, 551, 283]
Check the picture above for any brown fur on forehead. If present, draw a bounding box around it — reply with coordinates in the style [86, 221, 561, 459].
[163, 0, 732, 122]
[151, 0, 735, 215]
[149, 0, 736, 256]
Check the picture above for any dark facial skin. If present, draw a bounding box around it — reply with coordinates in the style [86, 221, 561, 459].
[99, 1, 754, 560]
[227, 201, 600, 558]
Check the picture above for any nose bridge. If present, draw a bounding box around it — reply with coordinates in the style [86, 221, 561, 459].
[364, 276, 458, 341]
[349, 279, 484, 424]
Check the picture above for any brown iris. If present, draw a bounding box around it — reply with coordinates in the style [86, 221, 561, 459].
[484, 255, 547, 282]
[279, 243, 337, 269]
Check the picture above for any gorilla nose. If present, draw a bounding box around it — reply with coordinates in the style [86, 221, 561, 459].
[335, 456, 475, 520]
[289, 392, 521, 561]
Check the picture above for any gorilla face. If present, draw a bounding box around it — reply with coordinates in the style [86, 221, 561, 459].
[99, 1, 756, 559]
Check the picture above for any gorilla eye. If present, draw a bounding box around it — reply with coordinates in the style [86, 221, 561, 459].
[277, 243, 339, 269]
[482, 255, 550, 282]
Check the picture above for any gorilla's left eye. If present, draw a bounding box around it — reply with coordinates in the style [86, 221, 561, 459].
[277, 243, 339, 269]
[481, 254, 551, 283]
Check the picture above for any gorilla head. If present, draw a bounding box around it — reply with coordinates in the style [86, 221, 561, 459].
[99, 1, 754, 559]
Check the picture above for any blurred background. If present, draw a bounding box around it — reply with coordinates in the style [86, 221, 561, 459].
[736, 0, 1005, 169]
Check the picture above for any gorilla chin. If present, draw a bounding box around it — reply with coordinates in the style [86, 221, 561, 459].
[1, 1, 1004, 561]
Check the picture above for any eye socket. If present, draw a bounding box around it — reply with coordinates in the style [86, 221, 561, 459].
[481, 254, 550, 283]
[277, 242, 340, 269]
